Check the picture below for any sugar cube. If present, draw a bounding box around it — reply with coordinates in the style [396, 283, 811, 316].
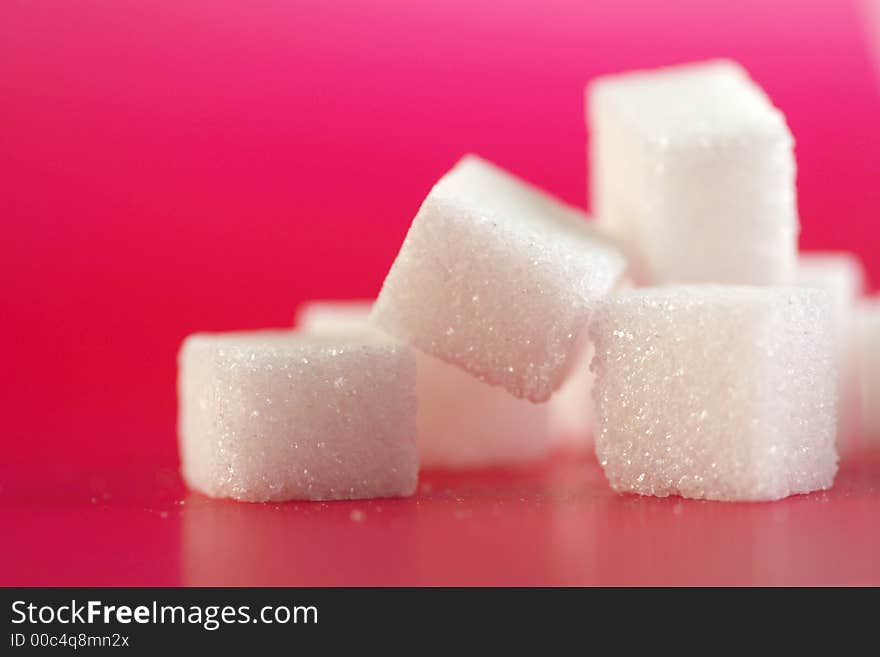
[795, 252, 864, 345]
[178, 330, 418, 501]
[549, 343, 595, 450]
[588, 60, 798, 285]
[591, 286, 838, 501]
[296, 300, 556, 468]
[854, 299, 880, 441]
[548, 277, 635, 450]
[795, 252, 864, 449]
[413, 351, 554, 468]
[296, 300, 376, 334]
[372, 154, 626, 402]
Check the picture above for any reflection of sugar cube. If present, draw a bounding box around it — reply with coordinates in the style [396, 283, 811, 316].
[588, 60, 798, 285]
[372, 154, 626, 402]
[178, 330, 418, 501]
[591, 286, 838, 501]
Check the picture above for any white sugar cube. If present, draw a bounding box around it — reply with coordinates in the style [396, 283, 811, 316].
[178, 330, 418, 501]
[549, 276, 633, 450]
[548, 277, 635, 450]
[795, 252, 864, 343]
[372, 154, 626, 402]
[296, 300, 376, 334]
[854, 299, 880, 441]
[413, 353, 554, 468]
[296, 300, 555, 468]
[549, 343, 595, 450]
[795, 252, 864, 449]
[588, 60, 798, 285]
[591, 286, 838, 501]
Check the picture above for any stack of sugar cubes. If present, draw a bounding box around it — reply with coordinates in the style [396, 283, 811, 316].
[178, 59, 877, 504]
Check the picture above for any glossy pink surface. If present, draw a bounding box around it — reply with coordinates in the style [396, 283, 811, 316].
[3, 451, 880, 586]
[1, 1, 879, 586]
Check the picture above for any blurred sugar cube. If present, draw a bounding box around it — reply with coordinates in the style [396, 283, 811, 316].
[297, 300, 556, 469]
[178, 330, 418, 501]
[548, 343, 595, 451]
[795, 252, 864, 450]
[854, 299, 880, 442]
[296, 300, 377, 335]
[795, 252, 864, 343]
[372, 154, 626, 402]
[550, 277, 635, 450]
[590, 286, 838, 501]
[412, 352, 555, 468]
[588, 60, 798, 285]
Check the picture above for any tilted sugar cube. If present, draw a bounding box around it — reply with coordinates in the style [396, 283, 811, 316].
[854, 299, 880, 441]
[588, 60, 798, 285]
[178, 330, 418, 501]
[296, 300, 556, 468]
[372, 154, 627, 402]
[795, 252, 864, 450]
[591, 286, 838, 501]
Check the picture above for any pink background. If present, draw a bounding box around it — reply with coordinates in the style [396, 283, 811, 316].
[2, 1, 879, 585]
